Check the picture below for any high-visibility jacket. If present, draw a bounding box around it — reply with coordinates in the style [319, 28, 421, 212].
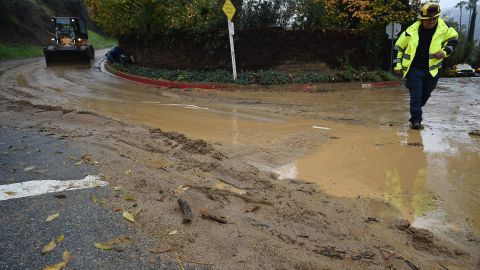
[394, 18, 458, 78]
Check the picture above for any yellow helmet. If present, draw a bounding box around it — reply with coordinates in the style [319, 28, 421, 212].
[419, 2, 441, 19]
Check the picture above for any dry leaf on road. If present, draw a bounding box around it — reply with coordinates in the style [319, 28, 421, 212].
[90, 195, 98, 204]
[41, 240, 57, 254]
[46, 213, 59, 222]
[94, 242, 113, 250]
[122, 211, 135, 223]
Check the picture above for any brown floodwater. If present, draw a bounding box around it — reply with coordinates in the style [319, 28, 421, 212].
[3, 55, 479, 242]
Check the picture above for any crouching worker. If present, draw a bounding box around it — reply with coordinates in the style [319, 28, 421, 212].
[393, 1, 458, 130]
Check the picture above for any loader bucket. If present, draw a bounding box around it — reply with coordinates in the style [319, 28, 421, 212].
[43, 48, 93, 67]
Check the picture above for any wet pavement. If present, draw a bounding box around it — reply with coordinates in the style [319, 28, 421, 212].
[0, 127, 183, 269]
[1, 54, 479, 252]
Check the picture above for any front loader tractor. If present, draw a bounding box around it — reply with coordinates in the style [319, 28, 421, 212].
[43, 17, 95, 66]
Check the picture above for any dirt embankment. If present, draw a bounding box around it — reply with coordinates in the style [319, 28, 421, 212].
[0, 94, 477, 269]
[0, 0, 91, 45]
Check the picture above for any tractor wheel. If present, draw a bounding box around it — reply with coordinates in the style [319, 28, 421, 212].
[88, 45, 95, 60]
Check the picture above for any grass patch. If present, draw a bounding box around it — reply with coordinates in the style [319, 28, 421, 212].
[88, 30, 117, 49]
[0, 30, 116, 60]
[0, 43, 43, 60]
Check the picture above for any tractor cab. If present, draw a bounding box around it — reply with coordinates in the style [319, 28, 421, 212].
[44, 17, 94, 66]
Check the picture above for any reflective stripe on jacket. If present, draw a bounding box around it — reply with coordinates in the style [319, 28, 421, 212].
[394, 18, 458, 78]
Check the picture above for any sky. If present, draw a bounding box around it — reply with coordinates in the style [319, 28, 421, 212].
[439, 0, 460, 10]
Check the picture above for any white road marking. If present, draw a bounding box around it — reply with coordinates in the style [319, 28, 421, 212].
[312, 126, 331, 130]
[0, 175, 108, 201]
[141, 102, 210, 110]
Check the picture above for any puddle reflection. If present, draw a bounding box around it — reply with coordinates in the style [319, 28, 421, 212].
[292, 125, 479, 235]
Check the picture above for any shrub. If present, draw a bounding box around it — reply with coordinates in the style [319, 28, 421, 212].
[111, 63, 394, 85]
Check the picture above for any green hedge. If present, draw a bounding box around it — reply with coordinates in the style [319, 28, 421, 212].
[112, 63, 396, 85]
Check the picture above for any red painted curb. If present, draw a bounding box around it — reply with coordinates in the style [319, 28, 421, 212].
[106, 64, 227, 90]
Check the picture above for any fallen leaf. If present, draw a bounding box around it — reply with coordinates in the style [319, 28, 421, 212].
[46, 213, 60, 222]
[124, 195, 135, 201]
[168, 230, 178, 235]
[74, 161, 83, 166]
[113, 186, 123, 191]
[133, 207, 142, 216]
[124, 170, 132, 175]
[62, 250, 72, 263]
[106, 235, 131, 245]
[24, 166, 36, 172]
[113, 208, 124, 212]
[122, 211, 135, 223]
[41, 240, 57, 254]
[42, 262, 66, 270]
[90, 195, 98, 204]
[55, 235, 65, 244]
[94, 242, 113, 250]
[93, 236, 132, 252]
[149, 246, 171, 253]
[4, 191, 16, 196]
[41, 249, 72, 269]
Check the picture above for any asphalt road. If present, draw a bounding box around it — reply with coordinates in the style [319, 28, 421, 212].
[0, 126, 188, 269]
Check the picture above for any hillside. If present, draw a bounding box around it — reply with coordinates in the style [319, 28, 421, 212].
[0, 0, 91, 45]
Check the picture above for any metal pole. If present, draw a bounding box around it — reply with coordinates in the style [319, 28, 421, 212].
[390, 25, 394, 73]
[228, 20, 237, 81]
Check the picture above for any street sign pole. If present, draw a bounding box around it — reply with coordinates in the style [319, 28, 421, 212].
[386, 22, 401, 73]
[228, 20, 237, 80]
[223, 0, 237, 81]
[390, 26, 394, 73]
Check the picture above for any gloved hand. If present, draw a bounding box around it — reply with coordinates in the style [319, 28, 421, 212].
[433, 51, 445, 59]
[393, 69, 403, 76]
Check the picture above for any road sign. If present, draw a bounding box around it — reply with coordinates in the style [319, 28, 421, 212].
[386, 22, 401, 39]
[223, 0, 236, 21]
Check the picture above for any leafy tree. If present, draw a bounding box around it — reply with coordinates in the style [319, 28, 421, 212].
[466, 0, 477, 43]
[455, 1, 468, 32]
[86, 0, 231, 37]
[238, 0, 285, 28]
[323, 0, 417, 29]
[293, 0, 326, 30]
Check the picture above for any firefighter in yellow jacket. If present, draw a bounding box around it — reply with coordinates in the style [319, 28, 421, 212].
[394, 2, 458, 129]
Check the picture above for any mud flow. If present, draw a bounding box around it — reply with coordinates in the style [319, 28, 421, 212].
[1, 56, 479, 264]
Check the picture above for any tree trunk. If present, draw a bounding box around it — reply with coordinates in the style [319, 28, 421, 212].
[467, 2, 477, 43]
[460, 8, 463, 32]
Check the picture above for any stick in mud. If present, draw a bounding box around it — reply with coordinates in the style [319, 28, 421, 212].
[177, 199, 193, 224]
[200, 208, 228, 224]
[378, 248, 421, 270]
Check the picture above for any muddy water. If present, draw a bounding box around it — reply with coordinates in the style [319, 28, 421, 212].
[2, 57, 479, 242]
[289, 78, 480, 239]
